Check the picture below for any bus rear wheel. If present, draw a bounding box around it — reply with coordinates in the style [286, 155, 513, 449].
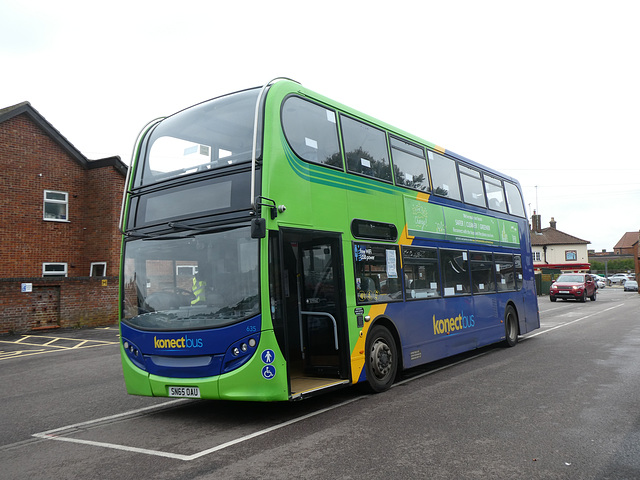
[364, 325, 397, 393]
[503, 305, 518, 347]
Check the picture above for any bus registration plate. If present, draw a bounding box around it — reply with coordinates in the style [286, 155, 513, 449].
[168, 386, 200, 398]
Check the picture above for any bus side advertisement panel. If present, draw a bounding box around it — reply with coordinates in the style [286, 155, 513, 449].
[403, 197, 520, 247]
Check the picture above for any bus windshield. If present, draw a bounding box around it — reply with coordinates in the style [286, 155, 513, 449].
[121, 226, 259, 331]
[134, 88, 260, 187]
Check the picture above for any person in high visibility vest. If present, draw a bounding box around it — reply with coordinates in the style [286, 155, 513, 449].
[191, 273, 207, 305]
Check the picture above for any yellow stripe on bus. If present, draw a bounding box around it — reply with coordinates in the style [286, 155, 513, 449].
[350, 303, 388, 384]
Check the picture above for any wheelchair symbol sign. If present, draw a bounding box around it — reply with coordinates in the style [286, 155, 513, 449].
[262, 365, 276, 380]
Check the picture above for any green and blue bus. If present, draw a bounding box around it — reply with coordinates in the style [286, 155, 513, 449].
[119, 78, 539, 401]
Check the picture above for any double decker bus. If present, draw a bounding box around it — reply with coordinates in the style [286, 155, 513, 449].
[119, 78, 539, 401]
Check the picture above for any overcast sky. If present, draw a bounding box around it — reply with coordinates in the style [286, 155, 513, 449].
[2, 0, 639, 252]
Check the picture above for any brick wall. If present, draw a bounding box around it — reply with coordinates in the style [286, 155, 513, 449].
[0, 108, 125, 334]
[84, 167, 125, 277]
[0, 277, 119, 334]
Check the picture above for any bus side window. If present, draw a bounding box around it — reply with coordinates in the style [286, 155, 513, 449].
[341, 116, 392, 183]
[402, 246, 440, 299]
[495, 253, 516, 291]
[514, 254, 523, 290]
[459, 165, 486, 208]
[441, 249, 470, 296]
[354, 243, 401, 303]
[390, 136, 430, 193]
[281, 96, 342, 169]
[428, 151, 461, 201]
[485, 174, 507, 213]
[470, 252, 495, 293]
[504, 182, 526, 217]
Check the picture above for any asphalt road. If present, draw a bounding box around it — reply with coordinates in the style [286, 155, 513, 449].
[1, 287, 639, 479]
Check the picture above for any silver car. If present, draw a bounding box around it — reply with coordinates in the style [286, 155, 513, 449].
[623, 280, 638, 292]
[608, 273, 630, 285]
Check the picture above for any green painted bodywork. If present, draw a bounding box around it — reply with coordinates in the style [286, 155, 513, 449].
[120, 329, 289, 401]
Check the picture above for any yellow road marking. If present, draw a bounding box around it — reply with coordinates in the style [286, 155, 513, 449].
[0, 334, 118, 360]
[0, 349, 47, 359]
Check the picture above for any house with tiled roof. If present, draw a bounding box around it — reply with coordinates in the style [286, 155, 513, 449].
[530, 213, 590, 272]
[613, 232, 639, 255]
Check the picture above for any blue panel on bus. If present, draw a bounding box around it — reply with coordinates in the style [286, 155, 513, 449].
[145, 353, 225, 378]
[378, 293, 520, 369]
[121, 315, 262, 378]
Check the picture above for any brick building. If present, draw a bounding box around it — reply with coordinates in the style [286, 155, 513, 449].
[613, 232, 639, 255]
[0, 102, 127, 334]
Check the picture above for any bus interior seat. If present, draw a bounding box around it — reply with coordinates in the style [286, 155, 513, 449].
[361, 276, 377, 292]
[385, 277, 401, 293]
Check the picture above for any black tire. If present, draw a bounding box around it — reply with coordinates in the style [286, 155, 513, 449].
[590, 290, 597, 301]
[364, 325, 398, 393]
[580, 291, 586, 303]
[550, 296, 556, 302]
[503, 305, 518, 347]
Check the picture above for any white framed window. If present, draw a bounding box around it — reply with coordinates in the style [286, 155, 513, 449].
[533, 251, 541, 262]
[90, 262, 107, 277]
[43, 263, 68, 277]
[44, 190, 69, 221]
[176, 264, 198, 276]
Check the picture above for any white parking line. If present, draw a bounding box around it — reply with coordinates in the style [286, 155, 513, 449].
[33, 395, 366, 461]
[526, 303, 625, 339]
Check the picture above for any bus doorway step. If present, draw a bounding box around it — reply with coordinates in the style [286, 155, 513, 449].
[290, 376, 349, 400]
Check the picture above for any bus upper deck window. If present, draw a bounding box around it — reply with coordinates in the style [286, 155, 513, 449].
[428, 151, 461, 201]
[341, 116, 392, 183]
[504, 182, 526, 217]
[281, 96, 342, 169]
[390, 136, 429, 193]
[485, 174, 507, 213]
[459, 165, 486, 208]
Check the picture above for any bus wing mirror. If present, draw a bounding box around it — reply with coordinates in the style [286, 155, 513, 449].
[251, 218, 266, 239]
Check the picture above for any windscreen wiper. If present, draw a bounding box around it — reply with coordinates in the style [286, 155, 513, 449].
[167, 222, 246, 235]
[124, 230, 194, 240]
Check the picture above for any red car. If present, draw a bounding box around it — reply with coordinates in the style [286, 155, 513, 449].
[550, 273, 597, 302]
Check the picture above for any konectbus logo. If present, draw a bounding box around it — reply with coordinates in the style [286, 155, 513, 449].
[153, 335, 204, 350]
[433, 310, 475, 336]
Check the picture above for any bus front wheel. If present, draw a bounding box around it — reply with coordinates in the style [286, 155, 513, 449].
[503, 305, 518, 347]
[364, 325, 397, 393]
